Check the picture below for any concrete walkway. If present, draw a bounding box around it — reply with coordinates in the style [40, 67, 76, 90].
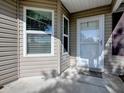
[0, 68, 124, 93]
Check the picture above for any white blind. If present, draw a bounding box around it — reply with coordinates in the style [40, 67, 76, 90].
[27, 34, 51, 54]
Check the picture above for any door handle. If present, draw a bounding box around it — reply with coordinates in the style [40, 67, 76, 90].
[100, 40, 102, 45]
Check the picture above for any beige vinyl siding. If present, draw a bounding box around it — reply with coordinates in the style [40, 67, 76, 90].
[0, 0, 18, 86]
[104, 13, 113, 74]
[111, 0, 117, 11]
[70, 5, 113, 73]
[60, 4, 70, 72]
[19, 0, 60, 77]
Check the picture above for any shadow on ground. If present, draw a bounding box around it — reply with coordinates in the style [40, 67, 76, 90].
[0, 67, 124, 93]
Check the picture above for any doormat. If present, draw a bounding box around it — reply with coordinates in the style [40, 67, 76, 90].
[78, 70, 102, 78]
[119, 75, 124, 82]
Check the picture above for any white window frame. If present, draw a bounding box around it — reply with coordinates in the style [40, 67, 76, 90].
[23, 6, 54, 57]
[63, 15, 69, 54]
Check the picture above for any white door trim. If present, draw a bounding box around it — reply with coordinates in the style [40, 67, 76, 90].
[112, 0, 123, 12]
[76, 15, 104, 71]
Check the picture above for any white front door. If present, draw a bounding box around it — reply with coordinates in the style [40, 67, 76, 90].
[77, 15, 104, 71]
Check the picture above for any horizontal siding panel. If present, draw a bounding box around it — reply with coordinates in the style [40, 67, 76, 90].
[0, 0, 18, 86]
[0, 0, 17, 11]
[61, 62, 70, 68]
[20, 61, 57, 66]
[19, 74, 40, 77]
[61, 57, 70, 62]
[0, 8, 16, 18]
[0, 51, 17, 57]
[20, 73, 41, 77]
[0, 28, 17, 34]
[0, 14, 16, 22]
[20, 68, 58, 74]
[0, 75, 17, 85]
[105, 18, 112, 21]
[0, 71, 17, 81]
[0, 18, 17, 26]
[20, 1, 57, 9]
[0, 67, 17, 76]
[20, 57, 58, 62]
[24, 0, 57, 5]
[0, 38, 17, 43]
[0, 4, 17, 15]
[0, 59, 17, 66]
[0, 48, 17, 52]
[104, 13, 112, 74]
[0, 55, 17, 62]
[0, 63, 17, 71]
[20, 64, 58, 70]
[0, 33, 17, 38]
[4, 0, 17, 6]
[61, 64, 69, 72]
[0, 43, 17, 47]
[0, 23, 17, 30]
[105, 22, 112, 25]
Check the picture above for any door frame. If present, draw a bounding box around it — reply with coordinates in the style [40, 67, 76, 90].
[76, 15, 105, 72]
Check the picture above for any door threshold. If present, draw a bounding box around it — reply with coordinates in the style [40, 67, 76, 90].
[78, 67, 103, 78]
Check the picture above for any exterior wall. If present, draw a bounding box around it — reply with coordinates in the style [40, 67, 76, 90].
[19, 0, 61, 77]
[60, 4, 70, 72]
[109, 3, 124, 75]
[0, 0, 18, 86]
[70, 5, 114, 73]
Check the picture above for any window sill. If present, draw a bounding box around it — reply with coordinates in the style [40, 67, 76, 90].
[23, 53, 54, 57]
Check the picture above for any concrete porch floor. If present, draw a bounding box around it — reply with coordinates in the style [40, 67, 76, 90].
[0, 67, 124, 93]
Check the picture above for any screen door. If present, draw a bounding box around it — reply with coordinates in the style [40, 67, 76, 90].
[77, 15, 104, 71]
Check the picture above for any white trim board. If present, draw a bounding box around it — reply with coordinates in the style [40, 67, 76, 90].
[62, 14, 69, 55]
[113, 0, 123, 12]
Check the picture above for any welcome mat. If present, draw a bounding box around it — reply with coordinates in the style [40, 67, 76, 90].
[78, 70, 102, 78]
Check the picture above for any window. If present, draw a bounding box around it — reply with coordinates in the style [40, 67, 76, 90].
[23, 7, 54, 56]
[63, 15, 69, 53]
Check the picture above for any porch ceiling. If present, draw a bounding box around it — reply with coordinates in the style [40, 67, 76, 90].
[61, 0, 112, 13]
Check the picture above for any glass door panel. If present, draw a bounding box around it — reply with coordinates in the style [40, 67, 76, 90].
[79, 20, 100, 69]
